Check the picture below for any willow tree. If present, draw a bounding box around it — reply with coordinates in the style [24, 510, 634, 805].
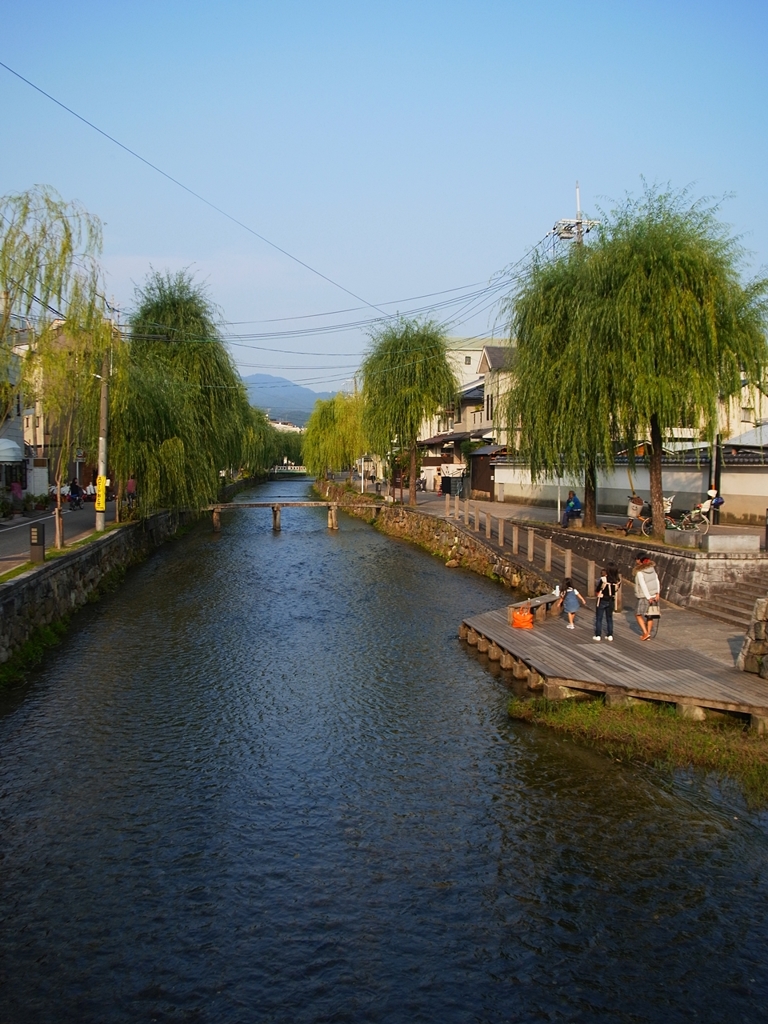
[303, 392, 365, 479]
[362, 319, 457, 506]
[503, 185, 768, 537]
[501, 247, 608, 528]
[1, 186, 103, 424]
[113, 269, 253, 512]
[587, 187, 767, 537]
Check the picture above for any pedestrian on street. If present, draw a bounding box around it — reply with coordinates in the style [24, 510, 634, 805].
[633, 552, 661, 641]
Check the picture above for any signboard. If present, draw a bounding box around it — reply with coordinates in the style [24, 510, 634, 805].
[96, 474, 107, 512]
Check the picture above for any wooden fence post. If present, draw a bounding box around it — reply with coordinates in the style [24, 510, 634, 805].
[527, 528, 534, 562]
[545, 537, 552, 572]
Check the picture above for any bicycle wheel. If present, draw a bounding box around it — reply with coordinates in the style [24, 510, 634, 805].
[678, 513, 698, 532]
[641, 517, 654, 537]
[695, 514, 710, 535]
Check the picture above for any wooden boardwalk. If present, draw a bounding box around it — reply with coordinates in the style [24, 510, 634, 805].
[461, 604, 768, 719]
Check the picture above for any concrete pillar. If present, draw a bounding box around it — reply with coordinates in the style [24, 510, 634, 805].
[272, 505, 281, 531]
[473, 504, 480, 532]
[587, 560, 596, 597]
[751, 714, 768, 736]
[327, 504, 334, 529]
[488, 642, 502, 661]
[527, 528, 534, 562]
[486, 513, 492, 540]
[544, 537, 552, 572]
[445, 492, 450, 517]
[464, 498, 470, 525]
[512, 525, 519, 555]
[564, 548, 572, 578]
[466, 629, 479, 646]
[500, 651, 515, 670]
[477, 636, 490, 653]
[605, 691, 644, 709]
[458, 623, 468, 640]
[454, 493, 460, 518]
[212, 508, 221, 533]
[498, 518, 504, 547]
[331, 504, 339, 530]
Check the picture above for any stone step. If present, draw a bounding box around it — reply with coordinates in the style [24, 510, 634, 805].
[691, 603, 752, 630]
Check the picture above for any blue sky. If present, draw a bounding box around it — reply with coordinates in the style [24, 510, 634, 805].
[1, 1, 766, 390]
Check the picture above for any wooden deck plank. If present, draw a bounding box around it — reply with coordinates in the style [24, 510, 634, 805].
[463, 605, 768, 715]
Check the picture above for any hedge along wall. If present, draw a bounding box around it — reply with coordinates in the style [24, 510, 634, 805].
[0, 511, 190, 666]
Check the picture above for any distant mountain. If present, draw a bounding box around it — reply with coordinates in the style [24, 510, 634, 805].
[243, 373, 334, 427]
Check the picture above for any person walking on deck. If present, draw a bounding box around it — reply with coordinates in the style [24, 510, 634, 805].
[633, 553, 660, 641]
[594, 562, 620, 642]
[559, 578, 586, 629]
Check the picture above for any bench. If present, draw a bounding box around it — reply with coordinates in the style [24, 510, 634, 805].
[508, 591, 561, 625]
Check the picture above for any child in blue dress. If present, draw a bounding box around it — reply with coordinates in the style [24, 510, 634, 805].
[559, 577, 586, 629]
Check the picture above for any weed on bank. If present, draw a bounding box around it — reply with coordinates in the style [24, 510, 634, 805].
[509, 696, 768, 808]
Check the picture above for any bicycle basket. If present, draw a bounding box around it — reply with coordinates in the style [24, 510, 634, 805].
[662, 495, 675, 514]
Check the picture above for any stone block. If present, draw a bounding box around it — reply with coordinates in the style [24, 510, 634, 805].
[743, 654, 760, 674]
[759, 659, 768, 680]
[749, 641, 768, 657]
[751, 714, 768, 736]
[677, 703, 707, 721]
[701, 534, 761, 553]
[756, 621, 767, 640]
[754, 599, 768, 622]
[665, 529, 699, 547]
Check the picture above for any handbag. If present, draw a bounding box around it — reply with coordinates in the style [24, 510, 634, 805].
[511, 605, 534, 629]
[646, 599, 661, 619]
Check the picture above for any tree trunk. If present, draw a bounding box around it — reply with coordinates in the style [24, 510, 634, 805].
[409, 444, 417, 506]
[649, 413, 665, 540]
[583, 457, 597, 528]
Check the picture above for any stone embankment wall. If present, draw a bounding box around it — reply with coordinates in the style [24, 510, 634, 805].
[317, 484, 548, 596]
[525, 522, 768, 610]
[739, 600, 768, 676]
[0, 511, 188, 665]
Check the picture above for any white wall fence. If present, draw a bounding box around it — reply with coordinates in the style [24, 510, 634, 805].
[493, 460, 768, 523]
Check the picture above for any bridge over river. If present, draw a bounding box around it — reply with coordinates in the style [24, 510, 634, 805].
[1, 478, 767, 1022]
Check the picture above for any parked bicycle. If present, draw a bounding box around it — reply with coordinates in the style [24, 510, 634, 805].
[625, 495, 678, 537]
[676, 490, 725, 536]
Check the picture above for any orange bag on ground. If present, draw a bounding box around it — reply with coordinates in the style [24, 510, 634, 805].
[511, 605, 534, 629]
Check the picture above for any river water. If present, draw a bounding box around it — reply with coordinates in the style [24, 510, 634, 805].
[1, 480, 767, 1023]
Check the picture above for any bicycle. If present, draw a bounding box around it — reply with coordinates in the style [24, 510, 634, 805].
[678, 493, 724, 535]
[627, 495, 681, 537]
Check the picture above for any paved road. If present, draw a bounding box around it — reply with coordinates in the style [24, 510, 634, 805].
[0, 501, 117, 574]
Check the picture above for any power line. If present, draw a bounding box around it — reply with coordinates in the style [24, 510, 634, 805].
[0, 58, 387, 315]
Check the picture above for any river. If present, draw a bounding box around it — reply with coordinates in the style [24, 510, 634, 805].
[1, 480, 767, 1022]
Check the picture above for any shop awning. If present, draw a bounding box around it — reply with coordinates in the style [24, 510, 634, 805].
[0, 438, 23, 462]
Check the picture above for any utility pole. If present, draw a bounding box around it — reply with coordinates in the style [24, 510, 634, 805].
[95, 310, 112, 531]
[552, 181, 599, 245]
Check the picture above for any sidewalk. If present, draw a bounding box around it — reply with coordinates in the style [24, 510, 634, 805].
[410, 489, 764, 542]
[0, 502, 117, 576]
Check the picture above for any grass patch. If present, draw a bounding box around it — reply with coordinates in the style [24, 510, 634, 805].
[509, 696, 768, 809]
[0, 619, 70, 690]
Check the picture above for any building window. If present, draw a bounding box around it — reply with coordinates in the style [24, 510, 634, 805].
[486, 394, 494, 421]
[464, 356, 471, 365]
[742, 407, 755, 422]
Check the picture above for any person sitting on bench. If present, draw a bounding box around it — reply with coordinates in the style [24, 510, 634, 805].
[561, 490, 582, 528]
